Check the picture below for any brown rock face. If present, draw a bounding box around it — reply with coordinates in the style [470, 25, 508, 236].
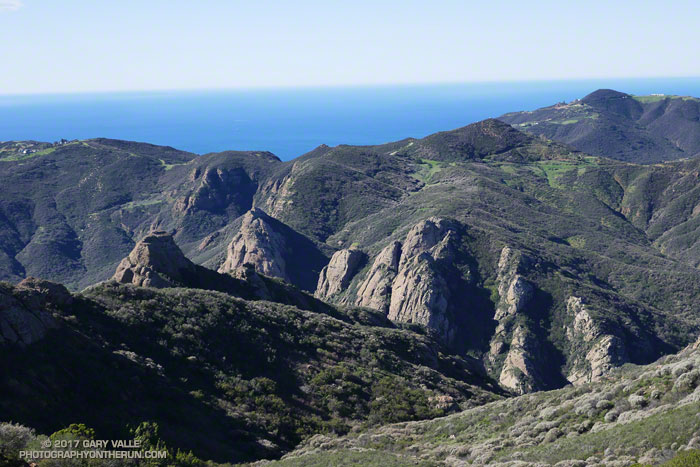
[498, 325, 543, 394]
[315, 249, 365, 300]
[218, 209, 289, 281]
[317, 218, 462, 342]
[113, 231, 197, 288]
[489, 248, 534, 345]
[399, 218, 454, 269]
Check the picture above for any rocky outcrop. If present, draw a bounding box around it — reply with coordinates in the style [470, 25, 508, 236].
[493, 247, 534, 320]
[228, 263, 272, 301]
[173, 166, 255, 216]
[388, 253, 451, 340]
[399, 219, 454, 268]
[498, 325, 544, 394]
[355, 241, 401, 312]
[320, 218, 462, 342]
[565, 296, 629, 384]
[315, 249, 365, 299]
[113, 231, 198, 288]
[0, 278, 68, 346]
[16, 277, 74, 308]
[218, 209, 289, 281]
[385, 218, 459, 341]
[488, 247, 535, 364]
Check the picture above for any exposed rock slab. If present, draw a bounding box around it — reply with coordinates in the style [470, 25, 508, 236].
[218, 209, 289, 281]
[498, 325, 544, 394]
[488, 246, 536, 368]
[315, 249, 365, 299]
[385, 218, 460, 341]
[565, 296, 630, 385]
[388, 253, 451, 340]
[355, 241, 401, 312]
[113, 231, 197, 288]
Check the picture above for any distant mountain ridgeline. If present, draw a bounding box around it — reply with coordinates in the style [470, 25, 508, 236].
[499, 89, 700, 163]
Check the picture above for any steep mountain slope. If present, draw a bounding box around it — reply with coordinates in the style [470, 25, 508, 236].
[499, 89, 700, 163]
[0, 139, 197, 288]
[0, 239, 501, 464]
[271, 336, 700, 466]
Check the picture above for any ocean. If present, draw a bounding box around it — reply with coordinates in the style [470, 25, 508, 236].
[1, 78, 699, 161]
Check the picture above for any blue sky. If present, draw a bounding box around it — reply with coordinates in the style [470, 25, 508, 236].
[1, 0, 699, 94]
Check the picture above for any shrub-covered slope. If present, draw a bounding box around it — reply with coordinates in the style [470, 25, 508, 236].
[267, 337, 700, 466]
[0, 279, 500, 464]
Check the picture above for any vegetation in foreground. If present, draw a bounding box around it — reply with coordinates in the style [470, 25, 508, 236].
[0, 281, 499, 464]
[270, 339, 700, 466]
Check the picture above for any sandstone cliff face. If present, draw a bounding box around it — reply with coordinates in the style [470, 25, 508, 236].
[388, 252, 451, 340]
[355, 241, 401, 312]
[498, 325, 543, 394]
[387, 219, 459, 340]
[315, 249, 365, 300]
[113, 231, 197, 288]
[341, 218, 462, 342]
[565, 296, 629, 385]
[493, 247, 534, 321]
[218, 208, 289, 281]
[0, 278, 68, 346]
[487, 246, 541, 393]
[174, 166, 255, 216]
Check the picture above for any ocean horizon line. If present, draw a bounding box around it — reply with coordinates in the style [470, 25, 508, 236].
[2, 76, 699, 99]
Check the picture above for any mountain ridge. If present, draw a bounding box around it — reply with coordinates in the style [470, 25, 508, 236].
[499, 89, 700, 163]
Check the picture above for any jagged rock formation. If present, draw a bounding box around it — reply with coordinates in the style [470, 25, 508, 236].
[498, 325, 544, 394]
[227, 262, 272, 301]
[113, 231, 198, 288]
[216, 208, 328, 291]
[565, 296, 630, 384]
[0, 278, 68, 346]
[315, 249, 365, 299]
[388, 251, 452, 340]
[355, 241, 401, 312]
[345, 218, 462, 342]
[486, 246, 542, 393]
[110, 229, 331, 315]
[218, 209, 289, 281]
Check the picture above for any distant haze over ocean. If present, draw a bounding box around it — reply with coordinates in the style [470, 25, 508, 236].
[2, 78, 699, 161]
